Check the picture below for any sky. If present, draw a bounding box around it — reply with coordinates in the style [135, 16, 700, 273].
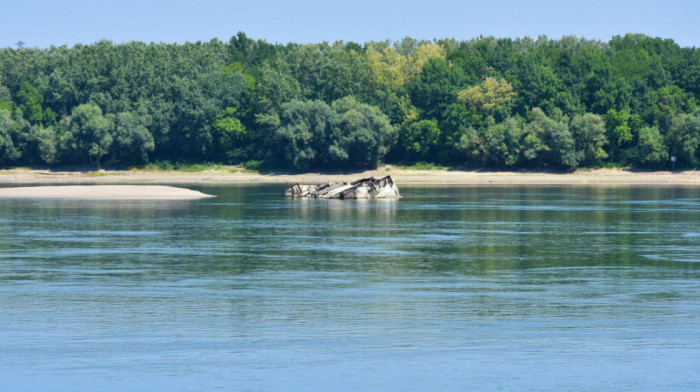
[1, 0, 699, 49]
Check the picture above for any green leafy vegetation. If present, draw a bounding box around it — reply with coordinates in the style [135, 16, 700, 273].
[0, 33, 698, 171]
[397, 162, 449, 170]
[139, 161, 230, 172]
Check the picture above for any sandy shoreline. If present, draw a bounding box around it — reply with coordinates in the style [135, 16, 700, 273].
[0, 185, 215, 200]
[0, 166, 699, 187]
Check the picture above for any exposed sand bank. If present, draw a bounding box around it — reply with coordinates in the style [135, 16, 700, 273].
[0, 185, 215, 200]
[0, 166, 699, 186]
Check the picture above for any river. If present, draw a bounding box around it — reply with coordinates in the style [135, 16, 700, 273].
[1, 184, 699, 391]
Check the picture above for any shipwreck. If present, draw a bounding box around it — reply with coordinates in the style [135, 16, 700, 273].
[285, 176, 401, 199]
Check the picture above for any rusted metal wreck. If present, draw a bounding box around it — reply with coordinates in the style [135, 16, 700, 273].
[285, 176, 400, 199]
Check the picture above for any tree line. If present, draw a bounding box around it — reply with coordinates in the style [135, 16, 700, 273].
[0, 32, 699, 170]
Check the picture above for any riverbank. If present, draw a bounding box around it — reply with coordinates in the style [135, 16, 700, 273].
[0, 166, 699, 186]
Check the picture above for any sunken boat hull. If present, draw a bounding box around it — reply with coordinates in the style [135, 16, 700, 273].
[285, 176, 400, 199]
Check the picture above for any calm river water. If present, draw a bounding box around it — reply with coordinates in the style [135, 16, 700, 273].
[1, 184, 699, 391]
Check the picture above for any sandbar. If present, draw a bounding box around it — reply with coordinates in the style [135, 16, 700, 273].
[0, 185, 215, 200]
[0, 167, 699, 186]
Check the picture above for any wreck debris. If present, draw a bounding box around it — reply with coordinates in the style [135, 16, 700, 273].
[285, 176, 400, 199]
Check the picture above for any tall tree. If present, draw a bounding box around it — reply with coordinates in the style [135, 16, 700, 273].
[634, 126, 668, 168]
[17, 82, 44, 124]
[213, 107, 247, 162]
[603, 109, 642, 161]
[272, 99, 334, 170]
[0, 109, 22, 164]
[570, 113, 608, 166]
[114, 110, 155, 164]
[330, 96, 395, 169]
[668, 110, 700, 168]
[60, 103, 114, 166]
[396, 119, 442, 163]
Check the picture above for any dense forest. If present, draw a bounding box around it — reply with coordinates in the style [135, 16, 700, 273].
[1, 33, 699, 171]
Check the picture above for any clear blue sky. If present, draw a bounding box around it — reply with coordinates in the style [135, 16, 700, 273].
[2, 0, 698, 48]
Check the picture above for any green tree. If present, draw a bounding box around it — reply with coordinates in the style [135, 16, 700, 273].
[455, 125, 483, 165]
[36, 126, 58, 164]
[114, 110, 155, 164]
[0, 83, 13, 112]
[0, 83, 12, 104]
[272, 100, 334, 170]
[520, 108, 551, 166]
[440, 103, 484, 163]
[570, 113, 608, 166]
[0, 109, 22, 164]
[547, 120, 578, 169]
[366, 42, 445, 100]
[458, 77, 516, 120]
[494, 117, 524, 167]
[1, 33, 699, 171]
[21, 124, 58, 165]
[256, 62, 302, 113]
[581, 55, 633, 115]
[639, 85, 695, 131]
[603, 109, 642, 161]
[396, 119, 442, 163]
[408, 58, 466, 123]
[16, 82, 44, 124]
[329, 96, 395, 169]
[518, 108, 579, 169]
[610, 34, 671, 90]
[634, 126, 668, 167]
[213, 107, 246, 162]
[0, 97, 11, 113]
[668, 110, 700, 168]
[269, 97, 394, 170]
[507, 53, 565, 115]
[60, 103, 114, 166]
[459, 117, 524, 167]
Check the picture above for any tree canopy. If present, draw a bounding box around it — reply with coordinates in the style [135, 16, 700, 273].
[0, 33, 698, 170]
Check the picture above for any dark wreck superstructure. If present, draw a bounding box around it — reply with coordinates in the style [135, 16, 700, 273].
[285, 176, 401, 199]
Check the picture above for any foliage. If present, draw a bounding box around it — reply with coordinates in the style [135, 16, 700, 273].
[330, 96, 396, 169]
[272, 99, 333, 170]
[141, 161, 228, 172]
[458, 77, 515, 117]
[668, 110, 700, 167]
[114, 109, 154, 164]
[213, 107, 246, 162]
[397, 162, 448, 170]
[60, 103, 114, 166]
[0, 33, 698, 170]
[634, 126, 668, 167]
[0, 109, 22, 164]
[269, 97, 394, 170]
[570, 113, 608, 166]
[17, 82, 45, 124]
[396, 119, 441, 164]
[603, 109, 642, 161]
